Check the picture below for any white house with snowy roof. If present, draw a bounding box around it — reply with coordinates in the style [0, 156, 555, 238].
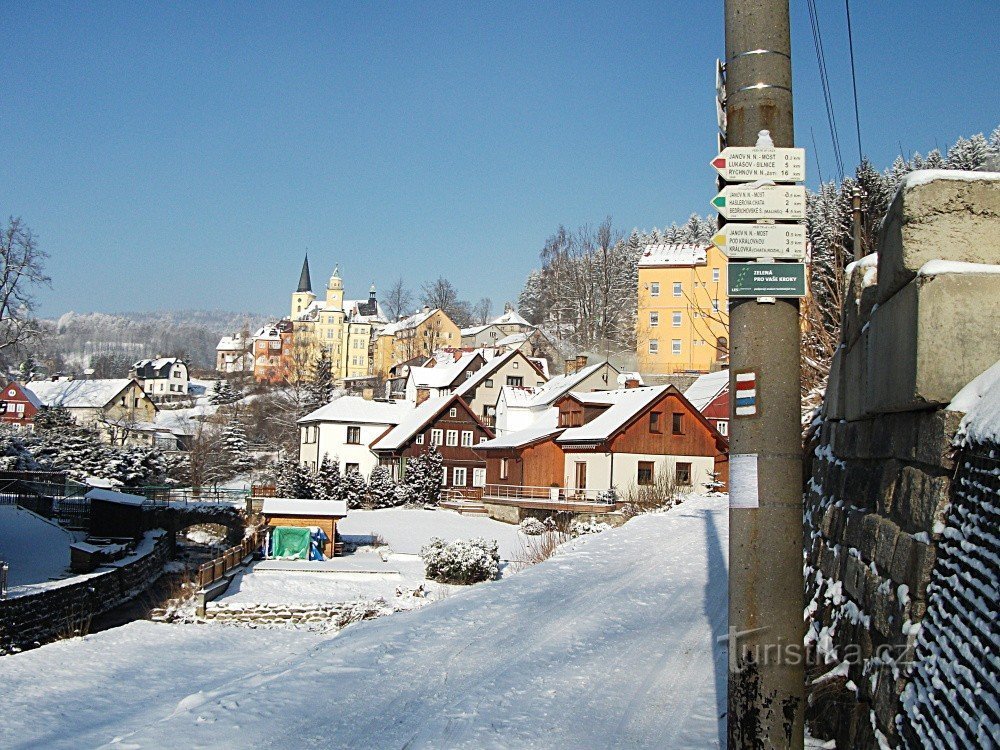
[297, 396, 413, 476]
[25, 378, 158, 445]
[129, 357, 190, 402]
[493, 359, 621, 435]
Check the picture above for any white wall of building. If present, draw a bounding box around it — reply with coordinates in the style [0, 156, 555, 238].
[299, 420, 391, 477]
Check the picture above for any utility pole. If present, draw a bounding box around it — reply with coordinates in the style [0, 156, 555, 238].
[724, 1, 805, 748]
[852, 185, 865, 261]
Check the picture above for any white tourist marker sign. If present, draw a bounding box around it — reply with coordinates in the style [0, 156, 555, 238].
[710, 147, 805, 182]
[712, 222, 807, 260]
[711, 184, 807, 220]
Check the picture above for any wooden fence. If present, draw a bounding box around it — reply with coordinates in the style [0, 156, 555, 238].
[196, 527, 265, 589]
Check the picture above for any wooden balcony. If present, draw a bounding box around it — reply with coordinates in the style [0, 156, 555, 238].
[480, 483, 620, 514]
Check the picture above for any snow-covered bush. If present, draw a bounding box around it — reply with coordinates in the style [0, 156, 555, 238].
[310, 454, 342, 500]
[519, 517, 547, 536]
[420, 537, 500, 585]
[570, 520, 613, 537]
[0, 428, 41, 471]
[595, 487, 619, 505]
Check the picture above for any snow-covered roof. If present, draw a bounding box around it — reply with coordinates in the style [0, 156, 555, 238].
[380, 308, 439, 336]
[683, 370, 729, 412]
[25, 379, 137, 409]
[638, 243, 708, 268]
[412, 352, 483, 390]
[298, 396, 411, 425]
[460, 324, 493, 337]
[85, 488, 149, 506]
[499, 385, 539, 407]
[370, 396, 451, 452]
[496, 332, 530, 347]
[491, 309, 531, 327]
[262, 498, 348, 517]
[558, 386, 669, 443]
[9, 383, 43, 409]
[216, 336, 247, 351]
[476, 408, 561, 450]
[519, 361, 618, 409]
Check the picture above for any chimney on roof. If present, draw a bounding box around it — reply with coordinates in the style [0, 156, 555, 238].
[564, 358, 578, 376]
[576, 354, 589, 371]
[624, 377, 640, 389]
[416, 387, 430, 406]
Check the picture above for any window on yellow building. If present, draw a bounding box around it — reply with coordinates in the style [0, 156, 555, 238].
[649, 339, 658, 354]
[672, 312, 682, 327]
[649, 312, 659, 327]
[713, 267, 720, 283]
[673, 282, 682, 297]
[650, 282, 660, 297]
[672, 339, 682, 355]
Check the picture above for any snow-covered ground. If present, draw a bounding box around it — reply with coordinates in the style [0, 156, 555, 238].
[0, 495, 728, 749]
[339, 507, 526, 559]
[0, 505, 76, 591]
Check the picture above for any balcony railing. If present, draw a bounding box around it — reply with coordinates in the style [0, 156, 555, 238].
[481, 483, 616, 505]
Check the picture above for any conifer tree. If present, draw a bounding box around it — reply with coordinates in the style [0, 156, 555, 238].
[366, 465, 398, 508]
[222, 418, 254, 474]
[310, 454, 343, 500]
[402, 446, 444, 505]
[304, 348, 334, 413]
[342, 465, 368, 509]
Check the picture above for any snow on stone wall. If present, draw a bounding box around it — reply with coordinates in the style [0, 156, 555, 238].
[898, 441, 1000, 747]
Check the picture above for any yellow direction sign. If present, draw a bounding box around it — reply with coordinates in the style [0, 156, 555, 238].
[710, 147, 805, 182]
[712, 223, 807, 260]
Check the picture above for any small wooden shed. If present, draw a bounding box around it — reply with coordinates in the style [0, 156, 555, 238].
[261, 498, 348, 557]
[85, 488, 149, 539]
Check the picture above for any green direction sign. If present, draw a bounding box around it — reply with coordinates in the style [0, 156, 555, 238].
[728, 262, 807, 297]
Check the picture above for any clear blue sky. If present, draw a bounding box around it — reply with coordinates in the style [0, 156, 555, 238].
[2, 1, 995, 319]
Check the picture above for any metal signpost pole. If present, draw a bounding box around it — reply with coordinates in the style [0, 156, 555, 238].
[723, 0, 805, 747]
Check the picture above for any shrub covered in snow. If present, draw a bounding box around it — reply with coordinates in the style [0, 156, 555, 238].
[570, 520, 613, 537]
[366, 465, 399, 508]
[402, 447, 444, 505]
[519, 518, 547, 536]
[420, 536, 500, 585]
[342, 467, 367, 509]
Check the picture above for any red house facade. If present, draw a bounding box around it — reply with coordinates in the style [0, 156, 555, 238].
[0, 382, 41, 429]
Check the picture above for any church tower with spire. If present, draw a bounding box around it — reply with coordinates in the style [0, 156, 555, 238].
[290, 254, 316, 320]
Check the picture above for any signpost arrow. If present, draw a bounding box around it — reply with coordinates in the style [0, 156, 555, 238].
[710, 146, 805, 182]
[728, 262, 807, 298]
[712, 223, 807, 260]
[711, 184, 806, 220]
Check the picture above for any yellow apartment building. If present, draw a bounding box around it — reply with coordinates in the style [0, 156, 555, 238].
[373, 307, 462, 377]
[636, 243, 729, 375]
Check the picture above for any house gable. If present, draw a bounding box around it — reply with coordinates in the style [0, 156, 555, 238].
[608, 390, 724, 458]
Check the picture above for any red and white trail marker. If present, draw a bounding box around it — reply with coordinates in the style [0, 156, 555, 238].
[735, 371, 757, 417]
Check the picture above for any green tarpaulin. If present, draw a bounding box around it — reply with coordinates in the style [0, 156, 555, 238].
[271, 526, 311, 559]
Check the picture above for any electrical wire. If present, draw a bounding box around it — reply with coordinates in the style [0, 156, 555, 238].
[845, 0, 863, 162]
[811, 126, 825, 185]
[806, 0, 845, 181]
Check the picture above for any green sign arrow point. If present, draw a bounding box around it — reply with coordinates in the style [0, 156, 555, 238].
[712, 195, 726, 208]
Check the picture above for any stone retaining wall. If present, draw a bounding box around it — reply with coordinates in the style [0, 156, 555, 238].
[0, 531, 170, 654]
[804, 171, 1000, 747]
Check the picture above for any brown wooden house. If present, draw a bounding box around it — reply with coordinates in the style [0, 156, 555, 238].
[370, 393, 495, 491]
[476, 384, 728, 509]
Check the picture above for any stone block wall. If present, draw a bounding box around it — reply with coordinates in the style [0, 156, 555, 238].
[0, 531, 169, 654]
[804, 171, 1000, 747]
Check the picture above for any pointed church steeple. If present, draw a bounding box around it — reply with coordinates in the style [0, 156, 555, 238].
[297, 254, 312, 293]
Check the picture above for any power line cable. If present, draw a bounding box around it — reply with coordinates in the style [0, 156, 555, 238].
[806, 0, 845, 181]
[845, 0, 863, 161]
[811, 126, 825, 184]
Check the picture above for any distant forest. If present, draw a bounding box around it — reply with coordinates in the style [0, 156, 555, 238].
[25, 310, 271, 376]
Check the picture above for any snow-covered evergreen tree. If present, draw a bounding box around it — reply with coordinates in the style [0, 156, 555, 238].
[274, 455, 313, 498]
[221, 418, 254, 474]
[0, 427, 42, 471]
[210, 379, 242, 406]
[342, 465, 367, 509]
[946, 134, 990, 170]
[304, 348, 334, 413]
[924, 148, 945, 168]
[366, 465, 398, 508]
[310, 454, 343, 500]
[403, 447, 444, 505]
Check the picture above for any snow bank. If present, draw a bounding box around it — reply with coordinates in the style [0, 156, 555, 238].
[948, 358, 1000, 445]
[0, 496, 730, 750]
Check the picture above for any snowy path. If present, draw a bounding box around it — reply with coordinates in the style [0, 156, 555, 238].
[0, 495, 729, 749]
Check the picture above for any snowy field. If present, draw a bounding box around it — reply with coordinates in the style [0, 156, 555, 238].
[0, 505, 75, 591]
[0, 495, 728, 749]
[338, 507, 526, 559]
